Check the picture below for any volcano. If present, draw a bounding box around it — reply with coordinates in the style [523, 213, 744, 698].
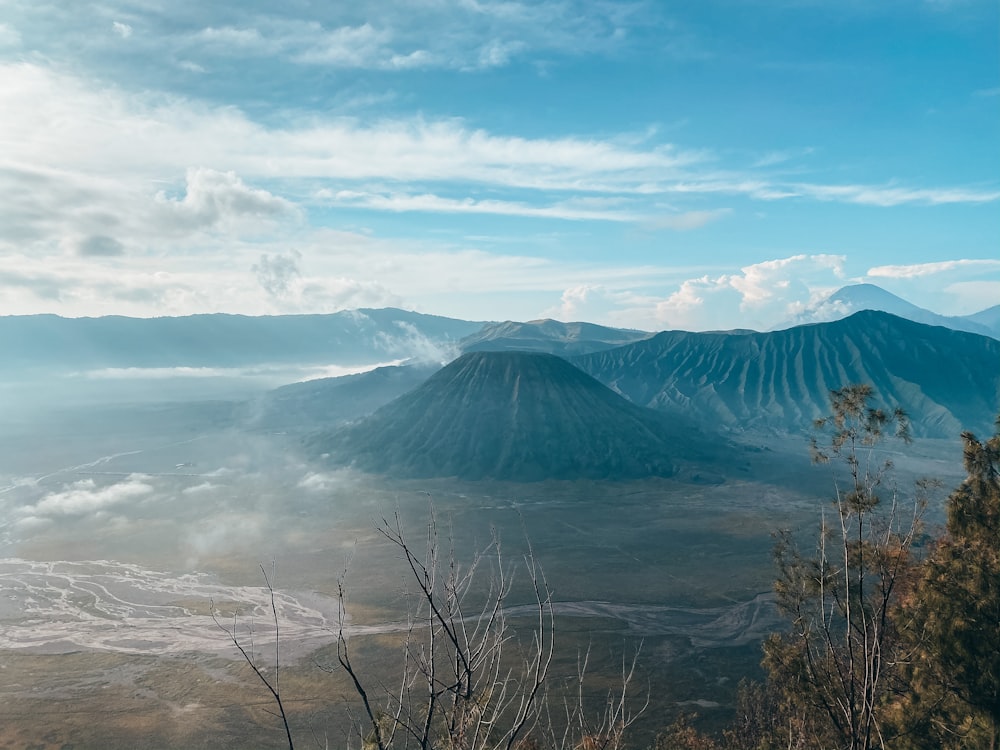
[311, 351, 723, 481]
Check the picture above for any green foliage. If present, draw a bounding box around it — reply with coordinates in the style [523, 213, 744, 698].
[653, 713, 720, 750]
[633, 392, 999, 750]
[892, 418, 1000, 749]
[764, 384, 922, 750]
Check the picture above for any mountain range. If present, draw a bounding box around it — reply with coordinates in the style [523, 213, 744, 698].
[0, 308, 481, 373]
[287, 310, 997, 481]
[2, 284, 995, 376]
[4, 285, 999, 482]
[573, 310, 1000, 439]
[256, 309, 999, 442]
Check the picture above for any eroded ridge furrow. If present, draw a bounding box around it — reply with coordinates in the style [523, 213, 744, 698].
[574, 311, 1000, 437]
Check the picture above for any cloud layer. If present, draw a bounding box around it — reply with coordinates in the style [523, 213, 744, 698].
[0, 0, 996, 328]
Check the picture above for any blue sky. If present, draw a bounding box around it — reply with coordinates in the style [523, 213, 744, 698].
[0, 0, 997, 330]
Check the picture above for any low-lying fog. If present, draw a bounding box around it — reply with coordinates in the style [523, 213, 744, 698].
[0, 366, 966, 748]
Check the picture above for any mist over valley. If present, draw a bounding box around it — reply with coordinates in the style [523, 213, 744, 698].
[1, 290, 994, 746]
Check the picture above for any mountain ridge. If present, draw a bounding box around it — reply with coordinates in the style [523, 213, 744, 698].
[573, 310, 1000, 438]
[459, 319, 652, 355]
[0, 308, 483, 371]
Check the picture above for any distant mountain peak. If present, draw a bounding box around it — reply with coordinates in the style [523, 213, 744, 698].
[831, 283, 912, 304]
[783, 283, 996, 339]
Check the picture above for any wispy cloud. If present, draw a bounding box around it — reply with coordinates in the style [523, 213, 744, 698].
[794, 182, 1000, 206]
[190, 22, 442, 70]
[4, 58, 991, 277]
[646, 208, 731, 231]
[0, 0, 995, 335]
[323, 190, 640, 222]
[750, 147, 815, 168]
[0, 63, 702, 192]
[868, 259, 1000, 278]
[102, 1, 648, 73]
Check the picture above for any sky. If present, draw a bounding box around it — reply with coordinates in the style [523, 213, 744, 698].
[1, 0, 998, 331]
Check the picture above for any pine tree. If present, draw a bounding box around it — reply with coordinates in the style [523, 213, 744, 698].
[895, 418, 1000, 749]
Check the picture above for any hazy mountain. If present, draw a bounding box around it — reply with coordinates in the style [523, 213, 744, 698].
[574, 310, 1000, 438]
[0, 308, 483, 372]
[460, 319, 652, 355]
[312, 351, 727, 481]
[963, 304, 1000, 337]
[245, 363, 441, 431]
[785, 284, 996, 338]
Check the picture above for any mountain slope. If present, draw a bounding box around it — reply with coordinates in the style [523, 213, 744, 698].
[785, 284, 996, 338]
[246, 363, 441, 430]
[312, 351, 726, 481]
[460, 319, 652, 355]
[963, 304, 1000, 338]
[573, 311, 1000, 438]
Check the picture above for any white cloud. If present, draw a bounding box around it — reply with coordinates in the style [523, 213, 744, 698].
[298, 472, 341, 492]
[867, 259, 1000, 278]
[730, 254, 846, 308]
[327, 190, 639, 222]
[153, 167, 298, 232]
[375, 320, 460, 363]
[194, 26, 272, 52]
[254, 249, 302, 300]
[0, 22, 21, 47]
[112, 21, 133, 39]
[24, 475, 154, 518]
[249, 248, 403, 314]
[1, 60, 992, 266]
[661, 178, 1000, 206]
[783, 292, 853, 325]
[177, 60, 206, 73]
[192, 22, 434, 71]
[291, 23, 415, 68]
[794, 182, 1000, 206]
[647, 208, 731, 231]
[0, 59, 995, 327]
[551, 285, 602, 320]
[655, 275, 713, 316]
[185, 513, 265, 561]
[653, 254, 848, 331]
[182, 482, 218, 495]
[751, 147, 815, 168]
[170, 2, 638, 72]
[474, 39, 526, 68]
[545, 285, 663, 327]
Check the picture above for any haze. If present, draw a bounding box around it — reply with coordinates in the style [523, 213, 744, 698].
[1, 1, 998, 748]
